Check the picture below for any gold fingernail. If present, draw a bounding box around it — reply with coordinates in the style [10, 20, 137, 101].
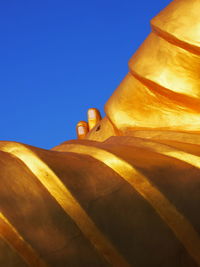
[76, 121, 88, 139]
[87, 108, 101, 130]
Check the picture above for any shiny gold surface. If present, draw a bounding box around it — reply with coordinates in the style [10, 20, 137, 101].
[98, 0, 200, 138]
[86, 116, 117, 142]
[0, 142, 129, 267]
[133, 137, 200, 171]
[151, 0, 200, 54]
[129, 32, 200, 100]
[0, 212, 47, 267]
[64, 143, 200, 266]
[2, 0, 200, 266]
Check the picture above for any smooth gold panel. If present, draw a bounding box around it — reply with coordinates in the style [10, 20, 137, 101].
[64, 143, 200, 266]
[105, 73, 200, 134]
[151, 0, 200, 53]
[129, 32, 200, 100]
[0, 212, 47, 267]
[131, 130, 200, 145]
[128, 137, 200, 170]
[103, 0, 200, 139]
[0, 237, 27, 267]
[0, 143, 129, 267]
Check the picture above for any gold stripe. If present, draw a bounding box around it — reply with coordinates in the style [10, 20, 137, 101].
[0, 212, 47, 267]
[155, 147, 200, 169]
[121, 137, 200, 170]
[62, 143, 200, 266]
[0, 143, 129, 267]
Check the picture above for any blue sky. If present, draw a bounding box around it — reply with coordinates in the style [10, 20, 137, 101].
[0, 0, 172, 149]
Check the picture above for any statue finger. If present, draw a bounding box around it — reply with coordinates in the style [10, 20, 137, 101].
[76, 121, 89, 139]
[87, 108, 102, 131]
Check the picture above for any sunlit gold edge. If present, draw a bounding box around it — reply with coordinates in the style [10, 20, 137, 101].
[122, 137, 200, 171]
[151, 23, 200, 56]
[63, 143, 200, 266]
[0, 212, 47, 267]
[129, 70, 200, 112]
[0, 143, 130, 267]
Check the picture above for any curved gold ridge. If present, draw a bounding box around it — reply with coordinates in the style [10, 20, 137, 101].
[0, 212, 47, 267]
[0, 143, 129, 267]
[63, 143, 200, 266]
[123, 137, 200, 174]
[103, 1, 200, 135]
[151, 24, 200, 57]
[1, 141, 200, 265]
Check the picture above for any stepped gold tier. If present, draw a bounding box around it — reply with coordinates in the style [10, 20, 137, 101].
[1, 0, 200, 266]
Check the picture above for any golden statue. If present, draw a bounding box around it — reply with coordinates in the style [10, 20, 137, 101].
[1, 0, 200, 266]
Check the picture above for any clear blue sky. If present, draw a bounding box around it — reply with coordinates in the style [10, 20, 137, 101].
[0, 0, 172, 149]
